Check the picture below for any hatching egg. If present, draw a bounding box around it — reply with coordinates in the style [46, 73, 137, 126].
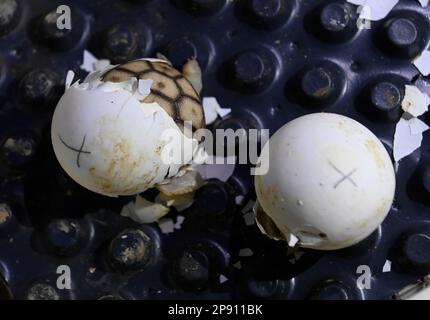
[255, 113, 396, 250]
[51, 59, 198, 197]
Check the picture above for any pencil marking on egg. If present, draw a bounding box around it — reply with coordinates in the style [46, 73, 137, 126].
[328, 160, 358, 188]
[58, 134, 91, 168]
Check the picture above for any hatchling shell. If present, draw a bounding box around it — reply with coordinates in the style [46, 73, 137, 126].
[102, 59, 205, 130]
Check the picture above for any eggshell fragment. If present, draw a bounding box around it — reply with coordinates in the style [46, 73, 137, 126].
[417, 0, 429, 7]
[155, 192, 194, 212]
[393, 114, 429, 162]
[401, 85, 430, 117]
[156, 169, 204, 196]
[202, 97, 232, 125]
[347, 0, 399, 21]
[120, 195, 170, 224]
[383, 260, 392, 273]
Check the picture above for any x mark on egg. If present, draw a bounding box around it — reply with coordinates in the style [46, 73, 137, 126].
[328, 160, 358, 188]
[58, 134, 91, 168]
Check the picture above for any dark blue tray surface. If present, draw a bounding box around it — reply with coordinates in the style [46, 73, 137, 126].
[0, 0, 430, 300]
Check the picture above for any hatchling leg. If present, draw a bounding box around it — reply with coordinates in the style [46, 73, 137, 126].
[182, 59, 203, 96]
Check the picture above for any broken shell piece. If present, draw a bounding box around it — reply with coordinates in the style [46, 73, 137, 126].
[120, 195, 170, 224]
[158, 218, 175, 234]
[155, 191, 194, 212]
[219, 274, 228, 284]
[156, 169, 204, 196]
[254, 201, 287, 242]
[238, 248, 254, 257]
[202, 97, 232, 125]
[235, 195, 245, 205]
[347, 0, 399, 21]
[243, 211, 256, 226]
[417, 0, 429, 7]
[401, 85, 430, 117]
[393, 114, 429, 162]
[414, 49, 430, 76]
[65, 70, 75, 89]
[174, 215, 185, 229]
[80, 50, 110, 73]
[383, 260, 392, 273]
[137, 79, 153, 98]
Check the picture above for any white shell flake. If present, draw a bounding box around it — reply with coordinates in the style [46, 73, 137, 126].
[401, 85, 430, 117]
[347, 0, 399, 21]
[393, 114, 429, 162]
[202, 97, 232, 125]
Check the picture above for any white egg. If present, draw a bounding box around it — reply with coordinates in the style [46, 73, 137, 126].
[51, 61, 197, 197]
[255, 113, 396, 250]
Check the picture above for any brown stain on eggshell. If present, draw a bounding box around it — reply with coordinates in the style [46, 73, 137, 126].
[365, 139, 386, 170]
[86, 115, 167, 195]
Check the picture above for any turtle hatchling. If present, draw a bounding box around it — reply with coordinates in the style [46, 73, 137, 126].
[103, 58, 205, 131]
[51, 57, 205, 197]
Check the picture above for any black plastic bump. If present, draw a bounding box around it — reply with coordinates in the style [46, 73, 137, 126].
[1, 132, 37, 168]
[393, 229, 430, 276]
[26, 283, 60, 300]
[301, 67, 334, 100]
[194, 179, 236, 223]
[173, 248, 210, 290]
[17, 69, 60, 110]
[309, 280, 353, 300]
[356, 74, 406, 122]
[0, 0, 20, 36]
[103, 24, 140, 64]
[286, 60, 346, 108]
[371, 82, 402, 112]
[45, 219, 81, 256]
[376, 10, 430, 59]
[219, 47, 277, 94]
[170, 241, 225, 292]
[213, 111, 262, 159]
[387, 18, 418, 47]
[243, 275, 292, 299]
[246, 0, 291, 30]
[235, 0, 295, 30]
[108, 229, 153, 271]
[305, 1, 358, 43]
[161, 35, 212, 70]
[31, 7, 86, 51]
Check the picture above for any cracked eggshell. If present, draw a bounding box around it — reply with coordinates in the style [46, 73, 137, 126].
[52, 64, 197, 197]
[255, 113, 396, 250]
